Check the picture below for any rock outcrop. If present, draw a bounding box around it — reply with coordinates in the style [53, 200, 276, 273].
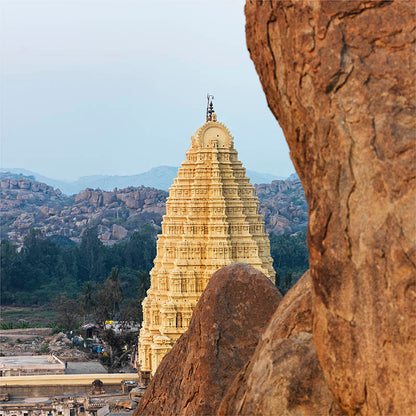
[134, 263, 281, 416]
[0, 173, 168, 245]
[256, 176, 308, 235]
[245, 1, 416, 414]
[218, 271, 345, 416]
[111, 224, 128, 240]
[1, 172, 307, 246]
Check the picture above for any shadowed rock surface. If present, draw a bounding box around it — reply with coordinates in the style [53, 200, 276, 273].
[245, 1, 416, 415]
[134, 263, 281, 416]
[218, 271, 345, 416]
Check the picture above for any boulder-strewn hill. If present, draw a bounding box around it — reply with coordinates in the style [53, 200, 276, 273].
[0, 173, 168, 245]
[0, 172, 307, 246]
[256, 176, 307, 235]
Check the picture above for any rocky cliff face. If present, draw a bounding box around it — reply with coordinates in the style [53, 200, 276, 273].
[1, 173, 307, 245]
[134, 263, 282, 416]
[245, 1, 416, 414]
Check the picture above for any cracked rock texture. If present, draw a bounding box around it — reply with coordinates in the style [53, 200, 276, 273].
[134, 263, 281, 416]
[218, 271, 345, 416]
[246, 1, 416, 415]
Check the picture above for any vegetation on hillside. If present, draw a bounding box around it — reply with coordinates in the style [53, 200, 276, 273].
[269, 231, 309, 294]
[0, 226, 155, 309]
[0, 226, 309, 324]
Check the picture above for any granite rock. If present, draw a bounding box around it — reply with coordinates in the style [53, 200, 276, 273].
[1, 172, 308, 246]
[218, 271, 345, 416]
[111, 224, 128, 240]
[245, 1, 416, 414]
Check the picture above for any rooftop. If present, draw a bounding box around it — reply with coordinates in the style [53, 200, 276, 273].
[0, 355, 63, 369]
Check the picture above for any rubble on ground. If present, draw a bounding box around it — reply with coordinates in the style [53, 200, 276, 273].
[0, 329, 88, 361]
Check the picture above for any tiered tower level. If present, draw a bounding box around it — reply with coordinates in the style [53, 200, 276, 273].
[137, 112, 275, 375]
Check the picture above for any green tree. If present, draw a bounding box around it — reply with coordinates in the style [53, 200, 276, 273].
[119, 270, 148, 324]
[1, 230, 75, 304]
[123, 225, 157, 271]
[79, 281, 96, 323]
[101, 328, 138, 371]
[77, 227, 106, 283]
[118, 299, 143, 326]
[20, 229, 62, 292]
[94, 268, 124, 324]
[137, 270, 151, 301]
[269, 231, 309, 294]
[54, 294, 80, 330]
[0, 221, 158, 307]
[0, 239, 18, 303]
[108, 268, 123, 316]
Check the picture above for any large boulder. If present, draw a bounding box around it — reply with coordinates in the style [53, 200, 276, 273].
[245, 1, 416, 415]
[112, 224, 128, 240]
[134, 263, 281, 416]
[218, 271, 345, 416]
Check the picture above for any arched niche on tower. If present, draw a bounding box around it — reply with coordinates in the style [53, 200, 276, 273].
[196, 122, 234, 149]
[161, 301, 176, 329]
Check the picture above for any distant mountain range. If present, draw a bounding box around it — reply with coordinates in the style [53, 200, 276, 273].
[0, 167, 288, 195]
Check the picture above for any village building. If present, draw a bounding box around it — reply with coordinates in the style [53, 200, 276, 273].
[137, 101, 276, 376]
[0, 373, 140, 416]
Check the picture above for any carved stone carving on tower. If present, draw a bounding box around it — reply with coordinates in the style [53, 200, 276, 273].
[137, 111, 276, 375]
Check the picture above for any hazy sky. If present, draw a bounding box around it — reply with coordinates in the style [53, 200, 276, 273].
[1, 0, 293, 181]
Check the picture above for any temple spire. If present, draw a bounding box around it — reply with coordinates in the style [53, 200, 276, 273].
[136, 114, 276, 376]
[206, 94, 215, 122]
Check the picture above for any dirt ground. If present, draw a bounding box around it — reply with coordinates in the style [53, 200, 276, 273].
[0, 328, 89, 361]
[0, 327, 51, 341]
[1, 306, 57, 327]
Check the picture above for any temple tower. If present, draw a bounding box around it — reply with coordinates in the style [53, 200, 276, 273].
[137, 103, 275, 375]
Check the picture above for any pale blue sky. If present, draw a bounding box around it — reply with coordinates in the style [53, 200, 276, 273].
[1, 0, 293, 181]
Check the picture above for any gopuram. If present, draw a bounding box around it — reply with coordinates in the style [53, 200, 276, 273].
[137, 97, 276, 376]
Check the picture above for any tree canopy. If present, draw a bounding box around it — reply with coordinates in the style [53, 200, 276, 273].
[0, 226, 156, 306]
[0, 227, 309, 312]
[269, 231, 309, 294]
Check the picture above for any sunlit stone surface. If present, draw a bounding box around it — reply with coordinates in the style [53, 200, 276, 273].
[137, 112, 275, 375]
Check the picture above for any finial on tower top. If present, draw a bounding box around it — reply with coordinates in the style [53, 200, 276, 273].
[206, 94, 215, 122]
